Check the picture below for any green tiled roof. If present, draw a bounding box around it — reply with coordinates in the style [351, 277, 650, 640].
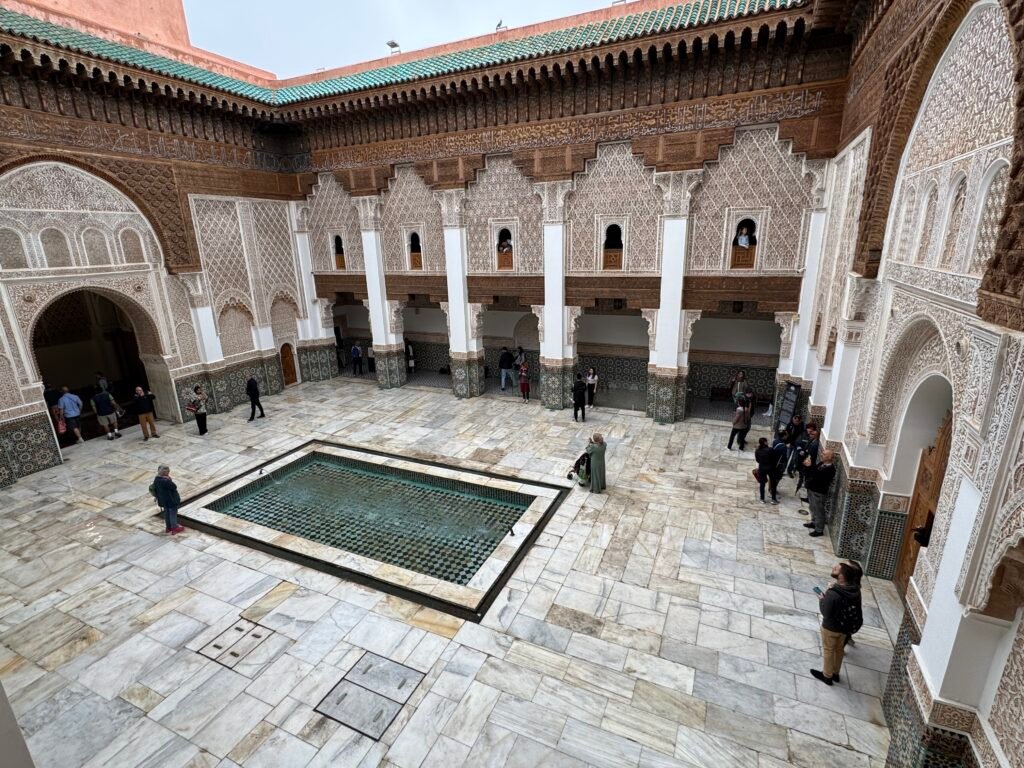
[0, 0, 805, 107]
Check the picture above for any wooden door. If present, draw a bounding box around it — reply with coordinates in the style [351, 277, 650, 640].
[280, 343, 297, 386]
[894, 411, 952, 596]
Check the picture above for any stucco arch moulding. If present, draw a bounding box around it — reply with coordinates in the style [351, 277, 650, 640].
[854, 0, 1016, 276]
[0, 154, 174, 271]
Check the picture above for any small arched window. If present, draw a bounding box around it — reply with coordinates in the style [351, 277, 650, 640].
[40, 228, 72, 268]
[334, 234, 346, 270]
[409, 231, 422, 270]
[730, 219, 758, 269]
[120, 229, 146, 263]
[82, 228, 111, 265]
[602, 224, 623, 270]
[0, 228, 28, 269]
[970, 163, 1009, 275]
[497, 228, 513, 270]
[915, 184, 939, 265]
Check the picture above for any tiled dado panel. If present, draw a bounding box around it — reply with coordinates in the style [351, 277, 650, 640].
[883, 616, 979, 768]
[688, 362, 777, 400]
[868, 509, 908, 580]
[408, 342, 450, 375]
[297, 342, 340, 382]
[646, 372, 687, 424]
[828, 452, 882, 570]
[174, 356, 284, 421]
[540, 362, 574, 409]
[0, 411, 62, 488]
[577, 354, 648, 394]
[450, 355, 485, 398]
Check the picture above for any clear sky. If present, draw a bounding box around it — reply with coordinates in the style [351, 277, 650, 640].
[182, 0, 611, 78]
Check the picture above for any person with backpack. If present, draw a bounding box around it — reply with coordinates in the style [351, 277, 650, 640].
[498, 347, 515, 392]
[811, 561, 863, 685]
[754, 436, 786, 504]
[91, 387, 123, 441]
[151, 464, 184, 535]
[572, 373, 587, 422]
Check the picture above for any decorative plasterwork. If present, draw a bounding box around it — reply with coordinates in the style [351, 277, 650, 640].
[467, 303, 485, 341]
[681, 310, 702, 353]
[688, 127, 817, 273]
[380, 167, 444, 273]
[530, 305, 544, 344]
[386, 300, 405, 335]
[565, 306, 583, 347]
[306, 173, 366, 272]
[355, 195, 381, 231]
[774, 312, 797, 357]
[536, 180, 573, 225]
[466, 157, 543, 274]
[653, 170, 703, 217]
[434, 189, 466, 228]
[177, 272, 208, 308]
[640, 309, 658, 352]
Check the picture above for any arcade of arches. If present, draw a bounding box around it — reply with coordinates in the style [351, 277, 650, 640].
[1, 1, 1024, 766]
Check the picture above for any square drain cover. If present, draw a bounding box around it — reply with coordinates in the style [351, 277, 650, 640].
[316, 680, 402, 740]
[345, 652, 423, 704]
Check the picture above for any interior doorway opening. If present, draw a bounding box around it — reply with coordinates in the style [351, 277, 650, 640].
[886, 375, 954, 596]
[32, 290, 160, 444]
[281, 343, 298, 386]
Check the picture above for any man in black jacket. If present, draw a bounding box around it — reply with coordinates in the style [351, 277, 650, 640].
[572, 373, 587, 423]
[812, 561, 862, 685]
[803, 448, 836, 537]
[498, 347, 516, 392]
[246, 376, 265, 421]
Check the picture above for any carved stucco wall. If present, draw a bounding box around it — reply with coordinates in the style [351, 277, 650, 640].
[811, 130, 870, 365]
[380, 166, 444, 273]
[688, 127, 819, 274]
[989, 614, 1024, 766]
[188, 195, 305, 336]
[218, 305, 255, 357]
[306, 172, 365, 273]
[464, 156, 543, 274]
[566, 142, 663, 273]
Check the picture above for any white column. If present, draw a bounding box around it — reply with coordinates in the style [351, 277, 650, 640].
[537, 182, 572, 360]
[356, 197, 401, 349]
[823, 326, 861, 441]
[793, 209, 827, 381]
[436, 190, 477, 354]
[654, 216, 687, 368]
[291, 202, 332, 342]
[179, 273, 223, 363]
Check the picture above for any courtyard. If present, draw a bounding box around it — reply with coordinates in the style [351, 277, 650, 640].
[0, 379, 897, 768]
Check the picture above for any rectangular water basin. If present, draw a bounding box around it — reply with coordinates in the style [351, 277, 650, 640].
[179, 441, 569, 620]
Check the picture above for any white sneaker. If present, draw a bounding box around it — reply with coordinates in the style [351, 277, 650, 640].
[76, 439, 85, 444]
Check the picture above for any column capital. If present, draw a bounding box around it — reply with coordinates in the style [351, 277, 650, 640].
[641, 308, 658, 351]
[774, 311, 799, 357]
[653, 170, 704, 217]
[433, 188, 467, 228]
[177, 272, 209, 309]
[530, 304, 544, 344]
[385, 300, 405, 335]
[682, 310, 702, 353]
[566, 306, 584, 347]
[355, 196, 382, 231]
[535, 180, 573, 224]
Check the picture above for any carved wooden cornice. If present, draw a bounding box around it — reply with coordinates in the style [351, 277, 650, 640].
[413, 155, 485, 190]
[565, 276, 662, 309]
[683, 275, 802, 313]
[512, 144, 598, 182]
[467, 275, 544, 305]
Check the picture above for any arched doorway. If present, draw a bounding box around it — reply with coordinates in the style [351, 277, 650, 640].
[31, 289, 162, 443]
[281, 343, 298, 386]
[886, 374, 954, 595]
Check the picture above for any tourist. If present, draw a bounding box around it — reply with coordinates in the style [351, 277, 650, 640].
[95, 370, 109, 392]
[406, 341, 415, 374]
[43, 382, 61, 411]
[572, 373, 587, 422]
[729, 370, 747, 404]
[57, 386, 84, 445]
[518, 362, 531, 402]
[246, 376, 265, 421]
[783, 413, 806, 476]
[754, 437, 782, 504]
[811, 561, 863, 686]
[133, 386, 159, 441]
[498, 346, 515, 392]
[514, 346, 526, 368]
[351, 341, 364, 375]
[91, 387, 122, 441]
[586, 366, 599, 409]
[584, 433, 607, 494]
[736, 226, 751, 248]
[498, 237, 512, 254]
[728, 395, 752, 450]
[187, 385, 209, 435]
[367, 345, 376, 373]
[152, 464, 185, 535]
[797, 422, 822, 497]
[803, 448, 836, 537]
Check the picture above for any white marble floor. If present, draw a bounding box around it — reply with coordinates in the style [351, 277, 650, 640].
[0, 378, 899, 768]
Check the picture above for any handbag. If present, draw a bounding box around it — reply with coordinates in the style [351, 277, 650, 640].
[752, 468, 761, 482]
[56, 415, 66, 434]
[185, 401, 199, 414]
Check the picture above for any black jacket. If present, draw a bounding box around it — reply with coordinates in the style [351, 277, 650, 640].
[820, 583, 861, 633]
[499, 351, 515, 370]
[754, 445, 774, 472]
[133, 393, 156, 414]
[805, 461, 836, 494]
[153, 475, 181, 509]
[572, 381, 586, 405]
[246, 378, 260, 398]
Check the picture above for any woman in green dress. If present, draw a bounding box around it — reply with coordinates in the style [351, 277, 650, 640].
[583, 433, 607, 493]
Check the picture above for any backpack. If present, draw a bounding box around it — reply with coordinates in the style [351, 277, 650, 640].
[834, 589, 863, 635]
